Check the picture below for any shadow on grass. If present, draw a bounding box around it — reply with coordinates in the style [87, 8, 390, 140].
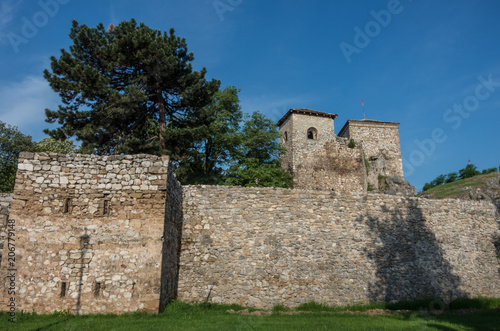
[425, 324, 457, 331]
[33, 319, 69, 331]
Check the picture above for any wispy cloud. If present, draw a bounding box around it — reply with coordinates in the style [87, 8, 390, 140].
[0, 75, 59, 140]
[0, 0, 22, 39]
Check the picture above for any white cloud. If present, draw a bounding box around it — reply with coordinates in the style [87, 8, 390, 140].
[0, 0, 22, 39]
[0, 75, 59, 140]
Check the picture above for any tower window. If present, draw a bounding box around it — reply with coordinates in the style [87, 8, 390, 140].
[307, 127, 318, 140]
[283, 131, 288, 143]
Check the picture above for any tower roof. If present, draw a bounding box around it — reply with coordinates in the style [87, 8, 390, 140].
[277, 108, 338, 127]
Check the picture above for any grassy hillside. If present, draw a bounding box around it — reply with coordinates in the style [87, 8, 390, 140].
[419, 172, 500, 200]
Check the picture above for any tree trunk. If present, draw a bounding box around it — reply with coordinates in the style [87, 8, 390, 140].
[157, 87, 166, 153]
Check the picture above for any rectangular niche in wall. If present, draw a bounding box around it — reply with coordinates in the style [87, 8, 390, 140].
[60, 282, 67, 297]
[100, 199, 110, 216]
[63, 198, 73, 214]
[93, 282, 101, 298]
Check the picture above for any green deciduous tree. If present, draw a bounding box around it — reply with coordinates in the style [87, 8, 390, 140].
[422, 182, 433, 192]
[0, 121, 33, 192]
[431, 174, 446, 186]
[43, 19, 219, 156]
[481, 167, 497, 174]
[33, 137, 76, 154]
[1, 121, 78, 192]
[445, 172, 458, 183]
[224, 112, 293, 188]
[174, 86, 242, 184]
[459, 164, 480, 179]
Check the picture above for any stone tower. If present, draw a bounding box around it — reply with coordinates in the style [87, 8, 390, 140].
[338, 119, 412, 194]
[277, 108, 366, 194]
[338, 120, 404, 179]
[277, 109, 414, 195]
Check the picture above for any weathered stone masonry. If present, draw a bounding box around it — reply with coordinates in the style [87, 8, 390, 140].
[277, 109, 366, 194]
[178, 186, 500, 308]
[277, 109, 410, 194]
[0, 152, 179, 314]
[1, 153, 499, 313]
[0, 193, 12, 267]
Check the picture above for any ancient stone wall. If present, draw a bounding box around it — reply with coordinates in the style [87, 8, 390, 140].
[292, 137, 366, 194]
[159, 164, 183, 312]
[3, 151, 498, 314]
[339, 120, 404, 179]
[1, 152, 174, 314]
[178, 185, 500, 308]
[0, 194, 12, 267]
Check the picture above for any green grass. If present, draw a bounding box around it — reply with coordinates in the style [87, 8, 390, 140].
[420, 172, 500, 199]
[296, 297, 500, 312]
[2, 299, 499, 331]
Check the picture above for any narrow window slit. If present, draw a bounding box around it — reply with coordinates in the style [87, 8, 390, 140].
[102, 200, 110, 216]
[94, 282, 101, 298]
[63, 198, 72, 213]
[60, 282, 67, 297]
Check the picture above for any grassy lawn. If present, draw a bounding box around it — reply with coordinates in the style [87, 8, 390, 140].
[1, 299, 499, 331]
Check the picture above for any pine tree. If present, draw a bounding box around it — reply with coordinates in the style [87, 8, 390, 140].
[43, 19, 220, 156]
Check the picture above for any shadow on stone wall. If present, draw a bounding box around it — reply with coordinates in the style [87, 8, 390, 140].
[76, 230, 90, 315]
[159, 175, 184, 313]
[494, 203, 500, 275]
[357, 199, 465, 304]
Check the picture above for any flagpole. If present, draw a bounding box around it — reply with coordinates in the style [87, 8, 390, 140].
[362, 99, 365, 120]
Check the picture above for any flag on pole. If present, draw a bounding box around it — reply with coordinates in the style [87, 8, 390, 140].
[362, 99, 364, 108]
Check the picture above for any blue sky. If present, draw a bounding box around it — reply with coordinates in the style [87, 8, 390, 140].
[0, 0, 499, 191]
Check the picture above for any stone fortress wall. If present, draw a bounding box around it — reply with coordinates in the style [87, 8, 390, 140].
[1, 152, 499, 313]
[178, 185, 500, 308]
[0, 194, 12, 267]
[0, 152, 180, 314]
